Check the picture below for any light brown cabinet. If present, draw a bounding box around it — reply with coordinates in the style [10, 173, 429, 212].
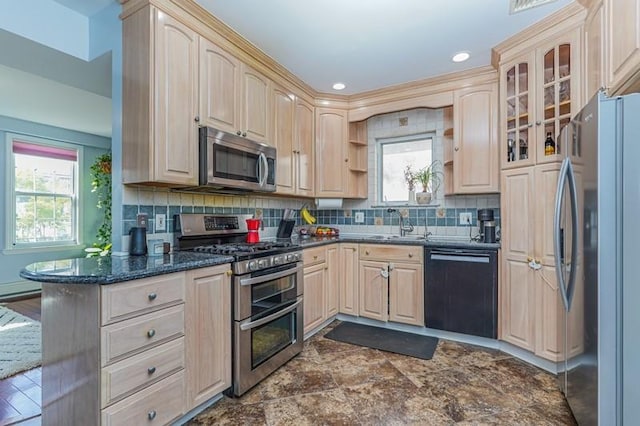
[315, 108, 348, 197]
[500, 164, 584, 361]
[122, 5, 199, 186]
[339, 243, 359, 316]
[452, 82, 499, 193]
[605, 0, 640, 94]
[184, 264, 232, 410]
[199, 37, 271, 145]
[275, 91, 315, 197]
[499, 27, 581, 169]
[583, 0, 605, 101]
[302, 245, 338, 335]
[358, 244, 424, 327]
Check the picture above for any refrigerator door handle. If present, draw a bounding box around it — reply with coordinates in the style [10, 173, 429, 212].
[554, 157, 571, 311]
[565, 159, 579, 310]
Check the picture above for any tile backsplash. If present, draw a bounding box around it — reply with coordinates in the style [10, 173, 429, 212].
[120, 187, 500, 251]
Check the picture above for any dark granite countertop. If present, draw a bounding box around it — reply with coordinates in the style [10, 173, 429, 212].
[20, 252, 234, 285]
[293, 235, 500, 250]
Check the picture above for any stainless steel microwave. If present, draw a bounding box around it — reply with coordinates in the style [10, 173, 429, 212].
[198, 127, 276, 192]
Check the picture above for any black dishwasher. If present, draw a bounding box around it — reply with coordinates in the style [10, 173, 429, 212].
[425, 247, 498, 338]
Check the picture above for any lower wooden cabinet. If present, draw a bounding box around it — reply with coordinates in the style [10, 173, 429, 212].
[338, 243, 359, 316]
[358, 244, 424, 327]
[302, 245, 339, 335]
[185, 264, 232, 410]
[41, 266, 233, 425]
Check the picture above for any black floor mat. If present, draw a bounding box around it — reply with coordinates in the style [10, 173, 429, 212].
[323, 322, 438, 360]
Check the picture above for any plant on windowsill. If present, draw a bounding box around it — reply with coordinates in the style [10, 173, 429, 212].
[85, 152, 112, 257]
[415, 161, 442, 205]
[404, 165, 418, 203]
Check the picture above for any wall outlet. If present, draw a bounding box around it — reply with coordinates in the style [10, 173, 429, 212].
[155, 214, 166, 231]
[137, 213, 148, 228]
[459, 212, 472, 225]
[354, 212, 365, 223]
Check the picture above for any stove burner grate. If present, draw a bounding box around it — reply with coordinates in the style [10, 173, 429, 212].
[192, 241, 294, 255]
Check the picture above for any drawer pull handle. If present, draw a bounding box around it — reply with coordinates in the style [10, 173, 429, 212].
[148, 293, 157, 301]
[147, 329, 156, 338]
[148, 410, 157, 420]
[365, 250, 370, 255]
[147, 366, 156, 375]
[408, 253, 413, 258]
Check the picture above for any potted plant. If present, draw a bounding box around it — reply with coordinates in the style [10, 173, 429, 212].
[403, 165, 417, 203]
[85, 152, 112, 257]
[415, 161, 442, 205]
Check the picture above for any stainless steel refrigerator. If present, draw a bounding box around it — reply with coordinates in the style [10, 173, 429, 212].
[554, 91, 640, 425]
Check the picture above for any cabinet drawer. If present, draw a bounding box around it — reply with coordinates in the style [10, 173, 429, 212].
[101, 273, 185, 325]
[101, 337, 185, 407]
[101, 305, 184, 366]
[101, 370, 185, 426]
[303, 246, 327, 266]
[359, 244, 423, 263]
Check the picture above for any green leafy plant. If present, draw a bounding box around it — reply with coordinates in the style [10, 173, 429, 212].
[85, 152, 112, 257]
[415, 160, 442, 194]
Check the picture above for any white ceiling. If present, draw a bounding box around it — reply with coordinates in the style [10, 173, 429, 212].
[196, 0, 574, 94]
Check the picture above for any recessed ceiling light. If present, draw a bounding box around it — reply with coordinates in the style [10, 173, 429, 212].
[452, 52, 470, 63]
[332, 82, 346, 91]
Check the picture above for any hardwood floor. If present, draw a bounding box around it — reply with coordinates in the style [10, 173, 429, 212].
[1, 297, 41, 426]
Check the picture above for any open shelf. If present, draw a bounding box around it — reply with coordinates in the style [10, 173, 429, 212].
[347, 120, 368, 198]
[349, 139, 367, 146]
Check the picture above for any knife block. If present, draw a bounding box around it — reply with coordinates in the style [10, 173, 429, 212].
[276, 219, 296, 239]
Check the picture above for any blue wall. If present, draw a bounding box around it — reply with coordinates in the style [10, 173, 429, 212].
[0, 116, 110, 291]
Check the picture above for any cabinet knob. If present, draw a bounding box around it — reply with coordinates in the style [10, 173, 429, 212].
[148, 292, 157, 301]
[242, 132, 247, 137]
[388, 263, 395, 271]
[147, 366, 156, 375]
[528, 123, 533, 128]
[226, 270, 233, 276]
[237, 130, 242, 136]
[365, 250, 370, 255]
[408, 253, 414, 258]
[313, 255, 318, 260]
[147, 329, 156, 338]
[536, 121, 541, 125]
[344, 158, 349, 162]
[454, 147, 459, 152]
[194, 116, 200, 123]
[148, 410, 157, 420]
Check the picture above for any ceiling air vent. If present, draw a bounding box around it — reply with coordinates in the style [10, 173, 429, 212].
[509, 0, 557, 14]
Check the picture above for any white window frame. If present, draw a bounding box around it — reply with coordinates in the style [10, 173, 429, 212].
[5, 133, 83, 253]
[376, 133, 434, 204]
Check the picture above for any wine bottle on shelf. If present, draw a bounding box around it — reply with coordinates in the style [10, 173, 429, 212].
[544, 132, 556, 156]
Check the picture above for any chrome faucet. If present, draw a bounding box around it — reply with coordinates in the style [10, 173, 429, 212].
[387, 208, 414, 236]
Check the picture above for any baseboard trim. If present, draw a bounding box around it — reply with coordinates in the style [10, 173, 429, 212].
[0, 280, 42, 301]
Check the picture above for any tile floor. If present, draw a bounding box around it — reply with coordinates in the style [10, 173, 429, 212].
[190, 321, 576, 425]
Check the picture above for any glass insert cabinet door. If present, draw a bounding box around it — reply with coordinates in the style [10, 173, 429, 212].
[537, 42, 574, 164]
[502, 52, 535, 168]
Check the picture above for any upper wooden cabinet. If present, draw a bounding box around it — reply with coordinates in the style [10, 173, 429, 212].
[122, 5, 199, 186]
[274, 89, 315, 197]
[199, 37, 271, 145]
[499, 28, 581, 170]
[315, 108, 348, 197]
[605, 0, 640, 94]
[199, 39, 241, 135]
[583, 0, 605, 101]
[452, 82, 499, 193]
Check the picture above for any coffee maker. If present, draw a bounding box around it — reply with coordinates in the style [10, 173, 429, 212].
[477, 209, 496, 243]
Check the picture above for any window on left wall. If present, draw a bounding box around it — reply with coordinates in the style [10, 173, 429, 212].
[6, 134, 80, 249]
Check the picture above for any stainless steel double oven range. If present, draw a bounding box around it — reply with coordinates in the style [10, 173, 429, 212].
[175, 213, 303, 396]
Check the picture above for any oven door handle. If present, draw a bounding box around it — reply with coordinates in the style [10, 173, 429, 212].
[239, 299, 302, 331]
[239, 264, 302, 287]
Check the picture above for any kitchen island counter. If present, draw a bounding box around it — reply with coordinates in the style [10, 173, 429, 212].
[19, 252, 234, 285]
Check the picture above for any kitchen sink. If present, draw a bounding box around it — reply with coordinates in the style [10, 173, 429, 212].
[368, 235, 426, 241]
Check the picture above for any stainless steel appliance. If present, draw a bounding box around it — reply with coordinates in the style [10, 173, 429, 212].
[197, 126, 276, 192]
[424, 247, 498, 338]
[477, 208, 495, 241]
[554, 91, 640, 425]
[175, 214, 303, 396]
